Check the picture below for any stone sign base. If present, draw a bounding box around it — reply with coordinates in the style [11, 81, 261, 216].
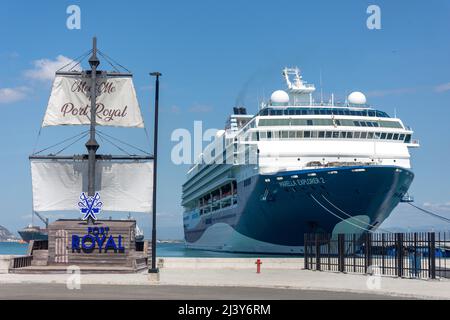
[11, 219, 149, 273]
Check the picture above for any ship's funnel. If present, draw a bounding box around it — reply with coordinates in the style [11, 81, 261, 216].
[233, 107, 247, 115]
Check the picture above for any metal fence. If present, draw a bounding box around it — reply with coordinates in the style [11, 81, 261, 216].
[304, 232, 450, 279]
[11, 255, 32, 269]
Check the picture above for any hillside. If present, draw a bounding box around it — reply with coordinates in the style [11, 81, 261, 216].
[0, 225, 15, 241]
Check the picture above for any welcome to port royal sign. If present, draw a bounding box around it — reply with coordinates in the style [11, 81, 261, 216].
[44, 193, 144, 268]
[48, 219, 138, 266]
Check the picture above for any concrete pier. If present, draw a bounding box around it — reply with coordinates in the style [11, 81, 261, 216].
[0, 255, 13, 274]
[0, 257, 450, 299]
[157, 257, 303, 269]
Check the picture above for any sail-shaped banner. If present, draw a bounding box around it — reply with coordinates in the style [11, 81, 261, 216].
[30, 159, 153, 213]
[42, 74, 145, 128]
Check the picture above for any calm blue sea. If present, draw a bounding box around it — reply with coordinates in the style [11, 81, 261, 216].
[0, 242, 291, 257]
[0, 242, 28, 255]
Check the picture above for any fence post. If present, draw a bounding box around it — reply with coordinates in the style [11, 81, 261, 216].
[315, 234, 321, 271]
[429, 232, 436, 279]
[381, 233, 385, 275]
[367, 233, 372, 270]
[338, 234, 345, 272]
[364, 233, 369, 273]
[304, 234, 308, 270]
[396, 233, 404, 278]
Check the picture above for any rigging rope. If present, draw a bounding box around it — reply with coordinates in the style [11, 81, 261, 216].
[96, 132, 133, 156]
[56, 49, 92, 73]
[143, 127, 152, 154]
[32, 127, 43, 155]
[97, 50, 121, 73]
[97, 50, 132, 74]
[32, 130, 89, 155]
[406, 202, 450, 224]
[97, 130, 151, 155]
[310, 194, 375, 233]
[53, 133, 89, 155]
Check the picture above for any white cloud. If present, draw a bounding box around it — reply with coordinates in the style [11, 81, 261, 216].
[434, 83, 450, 93]
[0, 86, 29, 104]
[24, 55, 75, 81]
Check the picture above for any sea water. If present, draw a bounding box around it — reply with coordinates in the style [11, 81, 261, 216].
[0, 241, 291, 257]
[0, 242, 28, 255]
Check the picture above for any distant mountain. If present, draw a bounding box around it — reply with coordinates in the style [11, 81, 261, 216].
[0, 225, 16, 241]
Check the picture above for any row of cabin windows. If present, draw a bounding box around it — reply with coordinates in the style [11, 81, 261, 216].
[258, 108, 390, 118]
[251, 130, 411, 142]
[258, 118, 403, 129]
[198, 181, 238, 216]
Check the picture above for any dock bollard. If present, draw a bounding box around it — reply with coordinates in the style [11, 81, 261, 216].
[255, 259, 262, 273]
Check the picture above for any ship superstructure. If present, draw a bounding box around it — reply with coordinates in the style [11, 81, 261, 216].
[182, 67, 419, 254]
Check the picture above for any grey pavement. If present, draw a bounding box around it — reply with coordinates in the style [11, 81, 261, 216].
[1, 264, 449, 299]
[0, 283, 406, 300]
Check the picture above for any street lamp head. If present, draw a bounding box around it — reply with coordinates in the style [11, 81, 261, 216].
[150, 72, 162, 77]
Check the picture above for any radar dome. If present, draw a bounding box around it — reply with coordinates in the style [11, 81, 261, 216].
[348, 91, 367, 105]
[270, 90, 289, 105]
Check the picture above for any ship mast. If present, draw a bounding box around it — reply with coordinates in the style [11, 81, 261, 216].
[29, 37, 154, 224]
[86, 37, 100, 197]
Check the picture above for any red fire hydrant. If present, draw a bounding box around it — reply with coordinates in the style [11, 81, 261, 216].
[255, 259, 262, 273]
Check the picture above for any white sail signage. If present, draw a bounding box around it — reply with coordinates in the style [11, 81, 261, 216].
[42, 75, 145, 128]
[31, 160, 153, 213]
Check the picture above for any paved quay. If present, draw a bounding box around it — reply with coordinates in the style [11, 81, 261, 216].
[0, 266, 449, 299]
[0, 283, 401, 300]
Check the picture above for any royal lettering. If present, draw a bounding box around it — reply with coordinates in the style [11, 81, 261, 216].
[71, 227, 125, 253]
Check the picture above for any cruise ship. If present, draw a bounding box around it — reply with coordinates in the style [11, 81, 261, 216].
[182, 67, 419, 254]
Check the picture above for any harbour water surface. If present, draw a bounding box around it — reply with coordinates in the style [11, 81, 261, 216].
[0, 242, 292, 257]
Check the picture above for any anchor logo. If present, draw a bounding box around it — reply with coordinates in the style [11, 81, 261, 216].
[78, 192, 103, 221]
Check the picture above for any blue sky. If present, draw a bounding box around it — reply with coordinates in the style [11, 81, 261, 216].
[0, 0, 449, 239]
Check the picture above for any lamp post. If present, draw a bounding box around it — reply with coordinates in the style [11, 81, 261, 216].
[149, 72, 161, 273]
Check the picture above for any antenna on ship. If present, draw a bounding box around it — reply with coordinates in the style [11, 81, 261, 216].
[319, 69, 324, 105]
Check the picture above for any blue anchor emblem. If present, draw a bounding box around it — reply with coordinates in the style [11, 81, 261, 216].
[78, 192, 103, 221]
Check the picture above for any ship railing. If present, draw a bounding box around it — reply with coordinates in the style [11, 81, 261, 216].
[305, 161, 375, 169]
[304, 232, 450, 280]
[262, 101, 371, 109]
